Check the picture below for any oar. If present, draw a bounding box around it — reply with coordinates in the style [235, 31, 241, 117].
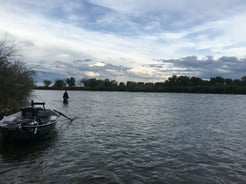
[53, 109, 74, 122]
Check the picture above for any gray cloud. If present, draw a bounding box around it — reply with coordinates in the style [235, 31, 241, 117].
[33, 59, 132, 84]
[5, 0, 246, 36]
[88, 0, 246, 33]
[148, 56, 246, 79]
[2, 1, 246, 83]
[33, 55, 246, 85]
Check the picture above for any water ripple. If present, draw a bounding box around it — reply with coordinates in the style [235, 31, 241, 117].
[1, 91, 246, 183]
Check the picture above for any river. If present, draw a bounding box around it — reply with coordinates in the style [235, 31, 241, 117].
[1, 90, 246, 183]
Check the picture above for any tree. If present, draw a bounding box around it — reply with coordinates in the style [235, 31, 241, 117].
[0, 35, 35, 114]
[145, 82, 154, 91]
[176, 76, 190, 86]
[241, 76, 246, 86]
[43, 80, 52, 87]
[190, 77, 203, 86]
[0, 35, 17, 62]
[104, 79, 117, 89]
[118, 82, 126, 90]
[82, 78, 97, 88]
[224, 78, 233, 86]
[126, 81, 137, 91]
[165, 75, 178, 86]
[210, 76, 224, 85]
[53, 79, 66, 88]
[66, 77, 76, 87]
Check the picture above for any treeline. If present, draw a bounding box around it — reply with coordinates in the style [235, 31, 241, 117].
[37, 75, 246, 94]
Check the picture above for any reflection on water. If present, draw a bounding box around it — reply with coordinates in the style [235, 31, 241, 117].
[0, 130, 58, 163]
[1, 90, 246, 183]
[0, 130, 58, 184]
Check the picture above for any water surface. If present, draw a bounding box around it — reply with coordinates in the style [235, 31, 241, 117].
[1, 90, 246, 183]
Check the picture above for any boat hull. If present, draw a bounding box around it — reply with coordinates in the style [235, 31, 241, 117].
[0, 121, 57, 141]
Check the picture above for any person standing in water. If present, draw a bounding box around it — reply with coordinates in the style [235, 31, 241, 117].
[63, 90, 69, 103]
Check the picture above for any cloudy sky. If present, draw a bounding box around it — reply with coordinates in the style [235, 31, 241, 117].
[1, 0, 246, 83]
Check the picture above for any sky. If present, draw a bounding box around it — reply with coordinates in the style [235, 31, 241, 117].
[0, 0, 246, 84]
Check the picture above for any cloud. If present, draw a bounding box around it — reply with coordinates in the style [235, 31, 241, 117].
[149, 56, 246, 79]
[90, 62, 105, 67]
[84, 71, 100, 77]
[1, 0, 246, 83]
[33, 59, 133, 83]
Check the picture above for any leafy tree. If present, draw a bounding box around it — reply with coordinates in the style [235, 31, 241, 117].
[232, 79, 241, 86]
[95, 80, 105, 89]
[165, 75, 178, 86]
[190, 76, 203, 86]
[210, 76, 224, 85]
[118, 82, 126, 90]
[176, 76, 190, 86]
[82, 78, 97, 88]
[224, 78, 233, 85]
[66, 77, 76, 87]
[104, 79, 117, 89]
[104, 79, 111, 87]
[135, 82, 145, 91]
[241, 76, 246, 85]
[79, 78, 88, 87]
[154, 82, 165, 91]
[145, 82, 154, 91]
[43, 79, 52, 87]
[110, 80, 118, 87]
[53, 79, 66, 88]
[0, 35, 35, 114]
[126, 81, 137, 91]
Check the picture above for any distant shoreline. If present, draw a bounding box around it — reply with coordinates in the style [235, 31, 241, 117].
[38, 75, 246, 95]
[33, 86, 246, 95]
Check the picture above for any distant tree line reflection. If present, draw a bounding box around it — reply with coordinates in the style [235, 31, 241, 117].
[38, 75, 246, 94]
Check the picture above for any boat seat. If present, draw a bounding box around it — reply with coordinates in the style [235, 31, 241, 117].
[21, 107, 43, 119]
[38, 111, 50, 118]
[37, 111, 52, 124]
[21, 108, 36, 118]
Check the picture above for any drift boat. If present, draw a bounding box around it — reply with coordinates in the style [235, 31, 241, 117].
[0, 101, 58, 141]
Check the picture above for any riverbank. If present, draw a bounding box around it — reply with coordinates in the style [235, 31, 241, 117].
[33, 85, 246, 94]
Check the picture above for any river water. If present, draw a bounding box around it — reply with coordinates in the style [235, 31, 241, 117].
[1, 90, 246, 184]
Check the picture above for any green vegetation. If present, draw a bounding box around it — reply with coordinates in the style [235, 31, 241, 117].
[0, 36, 35, 118]
[37, 75, 246, 94]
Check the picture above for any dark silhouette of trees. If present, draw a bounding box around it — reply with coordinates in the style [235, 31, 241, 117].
[209, 76, 224, 85]
[38, 75, 246, 94]
[190, 77, 203, 86]
[118, 82, 126, 90]
[144, 82, 154, 92]
[80, 78, 118, 90]
[126, 81, 137, 91]
[0, 35, 35, 116]
[66, 77, 76, 87]
[53, 79, 66, 88]
[82, 78, 97, 88]
[241, 76, 246, 85]
[43, 80, 52, 87]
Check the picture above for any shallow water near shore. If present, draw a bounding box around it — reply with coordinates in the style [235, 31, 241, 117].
[1, 90, 246, 183]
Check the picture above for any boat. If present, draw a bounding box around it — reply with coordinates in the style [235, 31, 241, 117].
[0, 101, 58, 141]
